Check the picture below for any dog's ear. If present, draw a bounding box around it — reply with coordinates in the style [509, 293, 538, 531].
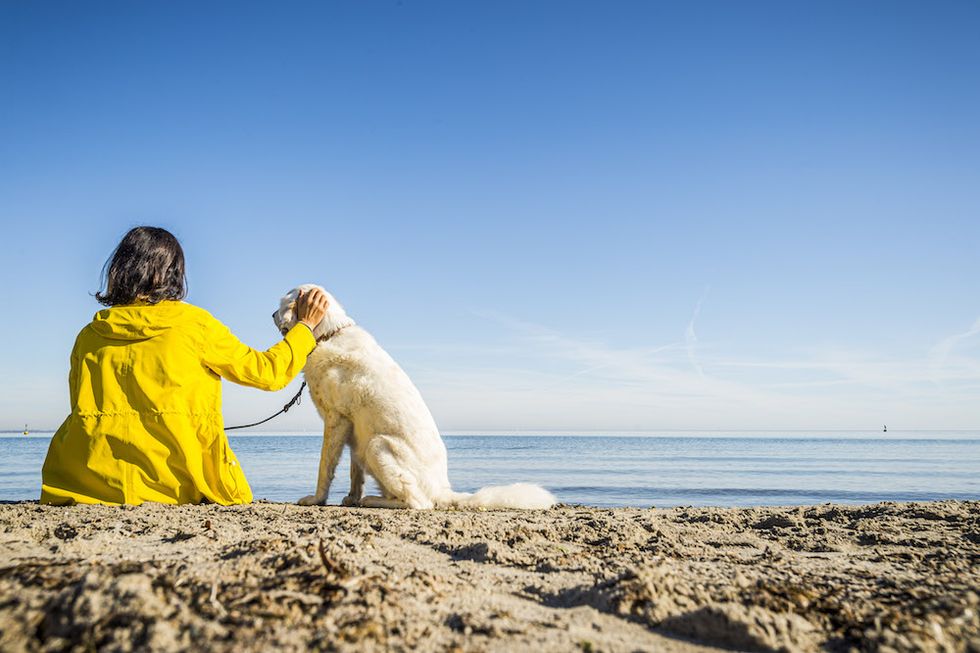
[283, 300, 297, 324]
[274, 294, 300, 327]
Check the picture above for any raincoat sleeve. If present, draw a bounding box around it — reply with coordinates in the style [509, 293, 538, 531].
[67, 337, 81, 408]
[201, 316, 316, 391]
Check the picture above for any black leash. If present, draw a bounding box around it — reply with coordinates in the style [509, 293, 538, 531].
[225, 382, 307, 431]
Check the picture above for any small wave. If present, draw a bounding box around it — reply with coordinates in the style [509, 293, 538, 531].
[547, 485, 980, 506]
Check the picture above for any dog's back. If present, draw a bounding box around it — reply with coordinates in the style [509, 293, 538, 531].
[305, 326, 439, 436]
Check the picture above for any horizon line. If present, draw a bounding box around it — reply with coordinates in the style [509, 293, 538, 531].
[6, 428, 980, 438]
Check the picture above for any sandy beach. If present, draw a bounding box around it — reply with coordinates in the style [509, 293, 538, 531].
[1, 500, 977, 652]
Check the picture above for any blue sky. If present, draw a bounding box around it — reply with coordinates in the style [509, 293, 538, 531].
[2, 1, 979, 432]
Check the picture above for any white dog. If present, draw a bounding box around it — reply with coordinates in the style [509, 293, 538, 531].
[273, 284, 556, 510]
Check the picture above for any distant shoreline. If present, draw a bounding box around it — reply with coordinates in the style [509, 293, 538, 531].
[6, 429, 980, 439]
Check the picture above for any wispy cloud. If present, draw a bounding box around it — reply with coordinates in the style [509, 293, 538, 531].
[930, 315, 980, 375]
[685, 286, 709, 378]
[396, 308, 980, 431]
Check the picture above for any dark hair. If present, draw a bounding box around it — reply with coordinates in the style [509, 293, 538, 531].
[96, 226, 187, 306]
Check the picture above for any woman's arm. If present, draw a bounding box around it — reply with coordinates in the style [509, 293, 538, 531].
[202, 289, 328, 391]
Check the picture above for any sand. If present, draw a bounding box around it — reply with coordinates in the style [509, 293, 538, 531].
[0, 500, 978, 653]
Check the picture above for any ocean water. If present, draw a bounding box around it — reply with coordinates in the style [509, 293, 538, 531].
[2, 433, 979, 508]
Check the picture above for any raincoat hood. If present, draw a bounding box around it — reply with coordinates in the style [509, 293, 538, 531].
[88, 301, 186, 340]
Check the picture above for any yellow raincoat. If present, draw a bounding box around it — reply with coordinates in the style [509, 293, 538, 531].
[41, 301, 316, 505]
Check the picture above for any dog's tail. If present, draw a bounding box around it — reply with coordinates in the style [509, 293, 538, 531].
[439, 483, 556, 510]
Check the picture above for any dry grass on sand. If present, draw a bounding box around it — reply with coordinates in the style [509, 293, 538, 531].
[1, 500, 978, 652]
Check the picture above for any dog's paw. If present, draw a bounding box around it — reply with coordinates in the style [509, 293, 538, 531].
[297, 495, 326, 506]
[341, 495, 360, 507]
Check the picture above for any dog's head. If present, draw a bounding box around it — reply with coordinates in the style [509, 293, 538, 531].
[273, 283, 354, 340]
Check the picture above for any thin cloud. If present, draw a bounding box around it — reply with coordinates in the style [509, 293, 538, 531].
[931, 316, 980, 371]
[685, 286, 709, 378]
[406, 307, 980, 430]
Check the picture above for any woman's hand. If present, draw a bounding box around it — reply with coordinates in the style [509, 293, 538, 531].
[296, 288, 329, 329]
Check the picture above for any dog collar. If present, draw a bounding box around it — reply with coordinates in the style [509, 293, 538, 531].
[317, 323, 353, 343]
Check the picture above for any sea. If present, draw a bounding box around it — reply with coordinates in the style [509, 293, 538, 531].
[2, 432, 979, 508]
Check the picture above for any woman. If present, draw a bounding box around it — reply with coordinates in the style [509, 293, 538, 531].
[41, 226, 327, 505]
